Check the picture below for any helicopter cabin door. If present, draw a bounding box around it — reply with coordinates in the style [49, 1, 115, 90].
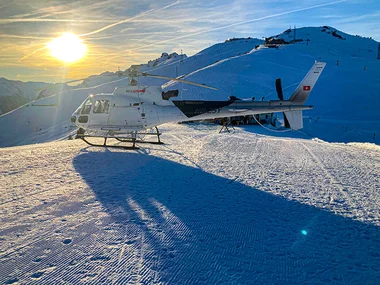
[124, 102, 144, 127]
[91, 99, 111, 127]
[107, 102, 142, 128]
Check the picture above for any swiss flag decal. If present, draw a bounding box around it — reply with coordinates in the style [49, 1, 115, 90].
[303, 85, 311, 91]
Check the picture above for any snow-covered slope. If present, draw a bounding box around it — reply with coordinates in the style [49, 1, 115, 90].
[0, 78, 53, 115]
[1, 124, 379, 284]
[0, 27, 379, 147]
[138, 38, 263, 84]
[0, 78, 51, 101]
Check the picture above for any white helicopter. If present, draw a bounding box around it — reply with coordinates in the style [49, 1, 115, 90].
[71, 62, 326, 149]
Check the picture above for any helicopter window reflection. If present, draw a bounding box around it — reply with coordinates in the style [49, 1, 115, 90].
[81, 99, 93, 114]
[93, 100, 110, 114]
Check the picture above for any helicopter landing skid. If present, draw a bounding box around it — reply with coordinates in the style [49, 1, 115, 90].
[115, 138, 164, 145]
[76, 127, 163, 150]
[79, 136, 139, 150]
[115, 127, 164, 145]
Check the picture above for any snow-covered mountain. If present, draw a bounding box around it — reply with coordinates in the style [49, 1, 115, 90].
[0, 78, 53, 115]
[0, 26, 379, 147]
[138, 37, 263, 83]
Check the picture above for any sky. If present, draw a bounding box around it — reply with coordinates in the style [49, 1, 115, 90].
[0, 0, 379, 83]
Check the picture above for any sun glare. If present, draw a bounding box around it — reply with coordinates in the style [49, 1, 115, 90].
[47, 33, 86, 63]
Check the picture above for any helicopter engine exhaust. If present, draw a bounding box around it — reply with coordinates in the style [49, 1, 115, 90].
[162, 90, 179, 100]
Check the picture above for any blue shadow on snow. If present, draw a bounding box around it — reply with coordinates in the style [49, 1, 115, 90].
[73, 150, 379, 284]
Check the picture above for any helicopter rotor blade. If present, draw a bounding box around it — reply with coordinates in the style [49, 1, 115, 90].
[63, 78, 87, 85]
[275, 78, 290, 128]
[141, 73, 217, 90]
[35, 77, 88, 92]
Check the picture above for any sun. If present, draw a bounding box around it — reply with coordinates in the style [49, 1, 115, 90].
[47, 33, 86, 63]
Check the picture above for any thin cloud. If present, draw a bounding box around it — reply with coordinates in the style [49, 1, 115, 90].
[0, 34, 50, 39]
[79, 1, 180, 37]
[19, 46, 48, 62]
[0, 18, 117, 24]
[334, 12, 380, 24]
[16, 1, 180, 62]
[106, 0, 347, 59]
[319, 14, 344, 19]
[0, 1, 11, 10]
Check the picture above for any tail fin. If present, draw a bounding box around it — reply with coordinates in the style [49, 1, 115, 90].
[284, 61, 326, 130]
[289, 61, 326, 104]
[283, 110, 303, 130]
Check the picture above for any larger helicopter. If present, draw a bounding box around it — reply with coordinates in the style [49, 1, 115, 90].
[71, 62, 326, 149]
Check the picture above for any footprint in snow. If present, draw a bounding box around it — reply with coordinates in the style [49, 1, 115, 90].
[33, 257, 42, 263]
[62, 238, 72, 245]
[30, 271, 44, 279]
[68, 259, 79, 266]
[5, 278, 19, 284]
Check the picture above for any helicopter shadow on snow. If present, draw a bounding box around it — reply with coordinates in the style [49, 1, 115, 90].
[73, 150, 379, 284]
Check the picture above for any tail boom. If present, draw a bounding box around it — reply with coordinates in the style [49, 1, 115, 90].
[173, 62, 326, 130]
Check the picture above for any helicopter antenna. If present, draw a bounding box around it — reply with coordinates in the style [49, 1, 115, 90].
[128, 65, 141, 86]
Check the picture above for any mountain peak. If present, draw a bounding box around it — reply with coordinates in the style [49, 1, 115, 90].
[146, 52, 188, 67]
[262, 26, 379, 60]
[273, 26, 378, 44]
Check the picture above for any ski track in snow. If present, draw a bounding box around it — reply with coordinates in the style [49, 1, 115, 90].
[1, 124, 379, 284]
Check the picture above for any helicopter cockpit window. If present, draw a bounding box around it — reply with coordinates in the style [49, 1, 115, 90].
[81, 99, 93, 114]
[93, 100, 110, 114]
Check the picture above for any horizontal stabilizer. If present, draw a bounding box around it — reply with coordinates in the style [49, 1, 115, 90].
[228, 109, 249, 112]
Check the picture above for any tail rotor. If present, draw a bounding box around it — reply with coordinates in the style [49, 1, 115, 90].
[275, 78, 290, 128]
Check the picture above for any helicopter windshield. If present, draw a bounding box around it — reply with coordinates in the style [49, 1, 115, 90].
[73, 99, 87, 115]
[81, 99, 93, 114]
